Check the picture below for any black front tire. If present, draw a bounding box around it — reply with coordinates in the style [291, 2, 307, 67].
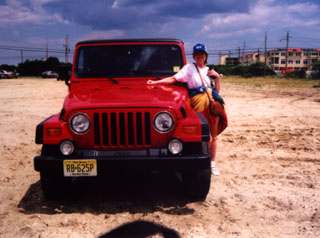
[40, 170, 71, 201]
[183, 169, 211, 201]
[40, 145, 71, 200]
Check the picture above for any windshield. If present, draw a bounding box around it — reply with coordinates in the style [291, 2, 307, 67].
[75, 44, 184, 78]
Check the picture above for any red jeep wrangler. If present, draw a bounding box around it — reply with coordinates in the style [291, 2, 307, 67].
[34, 39, 211, 201]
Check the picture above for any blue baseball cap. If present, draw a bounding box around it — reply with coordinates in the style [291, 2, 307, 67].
[193, 43, 208, 55]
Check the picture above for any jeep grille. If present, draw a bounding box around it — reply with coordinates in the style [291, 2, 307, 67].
[93, 111, 151, 148]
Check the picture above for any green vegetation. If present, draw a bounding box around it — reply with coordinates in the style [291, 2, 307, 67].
[0, 64, 17, 72]
[284, 69, 307, 79]
[0, 57, 72, 76]
[2, 58, 319, 83]
[311, 61, 320, 80]
[210, 61, 320, 88]
[222, 76, 319, 88]
[209, 63, 276, 78]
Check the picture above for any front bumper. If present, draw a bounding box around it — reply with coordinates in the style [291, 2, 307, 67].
[34, 149, 211, 174]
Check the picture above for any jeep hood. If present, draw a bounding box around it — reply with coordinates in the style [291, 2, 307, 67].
[63, 82, 189, 113]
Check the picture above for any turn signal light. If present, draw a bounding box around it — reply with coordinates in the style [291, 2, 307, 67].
[46, 128, 61, 136]
[183, 125, 199, 134]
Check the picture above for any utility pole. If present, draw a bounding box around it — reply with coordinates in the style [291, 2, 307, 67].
[285, 31, 289, 74]
[46, 43, 48, 60]
[242, 41, 246, 64]
[63, 34, 70, 63]
[238, 47, 241, 64]
[264, 32, 267, 76]
[21, 50, 23, 64]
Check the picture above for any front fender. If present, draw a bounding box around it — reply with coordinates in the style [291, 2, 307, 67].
[35, 113, 72, 145]
[172, 111, 210, 142]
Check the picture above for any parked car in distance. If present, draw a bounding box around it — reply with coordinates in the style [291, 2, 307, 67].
[41, 71, 59, 78]
[0, 70, 17, 79]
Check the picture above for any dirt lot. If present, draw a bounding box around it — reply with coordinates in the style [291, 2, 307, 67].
[0, 77, 319, 238]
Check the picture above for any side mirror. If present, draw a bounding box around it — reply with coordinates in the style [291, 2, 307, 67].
[65, 70, 71, 86]
[58, 65, 71, 86]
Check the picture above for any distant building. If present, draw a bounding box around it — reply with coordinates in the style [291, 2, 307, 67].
[239, 52, 265, 65]
[219, 52, 266, 65]
[219, 54, 239, 65]
[219, 48, 320, 74]
[268, 48, 320, 73]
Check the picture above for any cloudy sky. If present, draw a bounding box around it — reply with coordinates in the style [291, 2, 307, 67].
[0, 0, 319, 65]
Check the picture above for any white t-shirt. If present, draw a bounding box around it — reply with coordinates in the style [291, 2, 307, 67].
[174, 63, 212, 89]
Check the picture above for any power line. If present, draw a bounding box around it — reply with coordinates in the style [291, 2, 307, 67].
[0, 44, 75, 64]
[0, 55, 60, 59]
[290, 37, 319, 49]
[292, 36, 320, 41]
[0, 40, 318, 65]
[0, 45, 74, 54]
[186, 48, 294, 57]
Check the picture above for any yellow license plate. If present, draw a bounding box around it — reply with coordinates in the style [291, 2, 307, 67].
[63, 160, 97, 177]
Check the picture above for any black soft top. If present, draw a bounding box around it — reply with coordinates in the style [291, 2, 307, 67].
[76, 38, 184, 46]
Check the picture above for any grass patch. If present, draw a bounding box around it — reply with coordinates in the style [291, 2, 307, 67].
[222, 76, 320, 89]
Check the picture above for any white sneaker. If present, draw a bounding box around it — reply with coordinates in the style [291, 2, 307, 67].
[211, 163, 220, 176]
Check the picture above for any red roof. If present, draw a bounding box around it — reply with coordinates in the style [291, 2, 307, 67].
[288, 48, 302, 52]
[241, 52, 257, 57]
[317, 48, 320, 52]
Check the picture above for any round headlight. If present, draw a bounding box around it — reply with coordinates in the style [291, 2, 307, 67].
[168, 139, 183, 155]
[70, 113, 91, 134]
[153, 111, 174, 133]
[60, 140, 75, 156]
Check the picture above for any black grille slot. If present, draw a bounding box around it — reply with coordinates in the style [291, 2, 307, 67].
[136, 112, 142, 145]
[102, 113, 109, 146]
[93, 113, 100, 146]
[145, 112, 151, 145]
[119, 113, 126, 146]
[128, 113, 134, 145]
[94, 111, 151, 147]
[111, 113, 117, 146]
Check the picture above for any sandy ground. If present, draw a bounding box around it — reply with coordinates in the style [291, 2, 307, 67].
[0, 77, 319, 238]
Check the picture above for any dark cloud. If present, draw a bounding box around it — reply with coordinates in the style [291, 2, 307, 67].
[43, 0, 254, 30]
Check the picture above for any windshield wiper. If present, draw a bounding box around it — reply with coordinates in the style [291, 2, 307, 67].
[106, 75, 119, 84]
[129, 70, 161, 80]
[77, 73, 119, 84]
